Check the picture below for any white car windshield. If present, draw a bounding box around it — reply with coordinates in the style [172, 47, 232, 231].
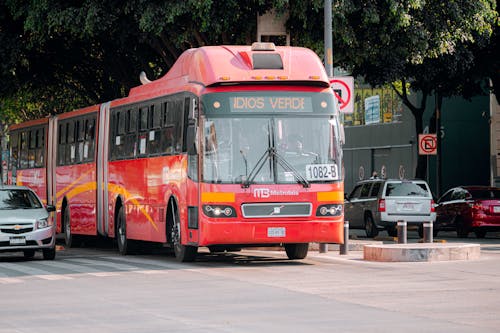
[0, 189, 43, 209]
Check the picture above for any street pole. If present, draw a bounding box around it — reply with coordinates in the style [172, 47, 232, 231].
[324, 0, 333, 78]
[319, 0, 333, 254]
[435, 93, 441, 197]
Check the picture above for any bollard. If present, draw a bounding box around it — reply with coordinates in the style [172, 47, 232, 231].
[319, 243, 328, 253]
[423, 221, 433, 243]
[340, 221, 349, 255]
[397, 220, 407, 244]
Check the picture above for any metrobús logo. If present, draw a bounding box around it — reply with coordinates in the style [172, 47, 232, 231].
[253, 188, 299, 198]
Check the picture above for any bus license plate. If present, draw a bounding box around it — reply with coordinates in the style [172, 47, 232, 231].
[305, 164, 338, 181]
[268, 227, 286, 238]
[10, 236, 26, 245]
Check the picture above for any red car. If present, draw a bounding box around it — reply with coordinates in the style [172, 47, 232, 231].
[435, 186, 500, 238]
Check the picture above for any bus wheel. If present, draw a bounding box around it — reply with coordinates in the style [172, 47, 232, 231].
[116, 205, 130, 255]
[170, 201, 197, 262]
[63, 207, 73, 248]
[284, 243, 309, 260]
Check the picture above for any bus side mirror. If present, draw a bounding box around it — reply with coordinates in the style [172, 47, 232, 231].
[186, 120, 198, 156]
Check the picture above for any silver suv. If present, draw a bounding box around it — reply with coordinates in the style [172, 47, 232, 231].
[344, 179, 436, 237]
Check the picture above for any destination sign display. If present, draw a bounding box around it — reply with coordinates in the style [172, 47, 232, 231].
[229, 96, 313, 113]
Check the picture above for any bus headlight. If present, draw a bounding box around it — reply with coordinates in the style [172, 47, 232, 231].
[316, 204, 343, 216]
[203, 205, 237, 218]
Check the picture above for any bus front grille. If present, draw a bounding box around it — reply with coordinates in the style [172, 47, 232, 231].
[241, 203, 312, 218]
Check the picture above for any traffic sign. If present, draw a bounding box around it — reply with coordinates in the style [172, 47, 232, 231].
[419, 134, 437, 155]
[330, 76, 354, 114]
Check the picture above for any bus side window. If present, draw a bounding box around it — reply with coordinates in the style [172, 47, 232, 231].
[58, 123, 66, 166]
[34, 128, 44, 167]
[161, 100, 172, 154]
[9, 131, 19, 171]
[148, 104, 161, 156]
[125, 109, 137, 158]
[19, 131, 28, 169]
[86, 117, 96, 161]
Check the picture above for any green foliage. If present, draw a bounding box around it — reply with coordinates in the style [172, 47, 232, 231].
[0, 0, 498, 129]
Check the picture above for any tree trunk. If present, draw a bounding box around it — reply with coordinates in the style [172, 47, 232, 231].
[392, 82, 428, 179]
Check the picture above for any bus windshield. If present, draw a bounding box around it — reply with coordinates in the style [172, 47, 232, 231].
[201, 91, 342, 185]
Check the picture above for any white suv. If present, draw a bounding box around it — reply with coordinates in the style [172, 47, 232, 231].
[345, 179, 436, 237]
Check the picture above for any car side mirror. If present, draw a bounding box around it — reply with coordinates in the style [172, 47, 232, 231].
[46, 205, 56, 212]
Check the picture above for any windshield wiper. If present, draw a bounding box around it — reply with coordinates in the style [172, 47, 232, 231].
[241, 147, 272, 188]
[241, 147, 310, 188]
[271, 148, 310, 188]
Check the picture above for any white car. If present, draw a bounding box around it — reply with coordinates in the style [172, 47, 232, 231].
[345, 179, 436, 237]
[0, 185, 56, 259]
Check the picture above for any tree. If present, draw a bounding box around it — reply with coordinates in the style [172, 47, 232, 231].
[0, 0, 286, 120]
[332, 0, 499, 179]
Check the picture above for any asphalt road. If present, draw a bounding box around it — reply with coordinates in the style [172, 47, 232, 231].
[0, 232, 499, 333]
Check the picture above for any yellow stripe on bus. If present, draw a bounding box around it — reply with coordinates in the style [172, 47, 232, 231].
[317, 191, 344, 202]
[202, 192, 235, 203]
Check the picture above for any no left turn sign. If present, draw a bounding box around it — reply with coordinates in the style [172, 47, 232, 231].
[418, 134, 437, 155]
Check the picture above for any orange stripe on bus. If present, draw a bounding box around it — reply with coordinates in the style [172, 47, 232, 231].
[107, 183, 159, 231]
[201, 192, 235, 203]
[317, 191, 343, 202]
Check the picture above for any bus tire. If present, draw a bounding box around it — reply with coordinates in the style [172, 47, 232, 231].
[284, 243, 309, 260]
[63, 206, 73, 248]
[116, 205, 130, 255]
[169, 200, 197, 262]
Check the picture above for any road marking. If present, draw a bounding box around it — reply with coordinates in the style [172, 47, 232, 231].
[0, 277, 24, 284]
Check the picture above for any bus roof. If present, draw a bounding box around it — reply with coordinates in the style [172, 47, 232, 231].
[128, 43, 330, 100]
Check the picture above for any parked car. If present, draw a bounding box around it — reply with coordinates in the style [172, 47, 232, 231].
[0, 185, 56, 259]
[344, 178, 436, 237]
[434, 186, 500, 238]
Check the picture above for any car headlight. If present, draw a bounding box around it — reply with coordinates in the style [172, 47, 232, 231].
[36, 218, 52, 229]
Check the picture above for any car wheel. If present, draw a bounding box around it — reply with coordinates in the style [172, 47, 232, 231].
[23, 249, 35, 259]
[475, 230, 487, 238]
[364, 214, 379, 238]
[386, 226, 397, 237]
[170, 201, 197, 262]
[456, 218, 469, 238]
[284, 243, 309, 260]
[42, 247, 56, 260]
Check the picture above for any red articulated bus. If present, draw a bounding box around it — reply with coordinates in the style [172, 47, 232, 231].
[8, 42, 344, 261]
